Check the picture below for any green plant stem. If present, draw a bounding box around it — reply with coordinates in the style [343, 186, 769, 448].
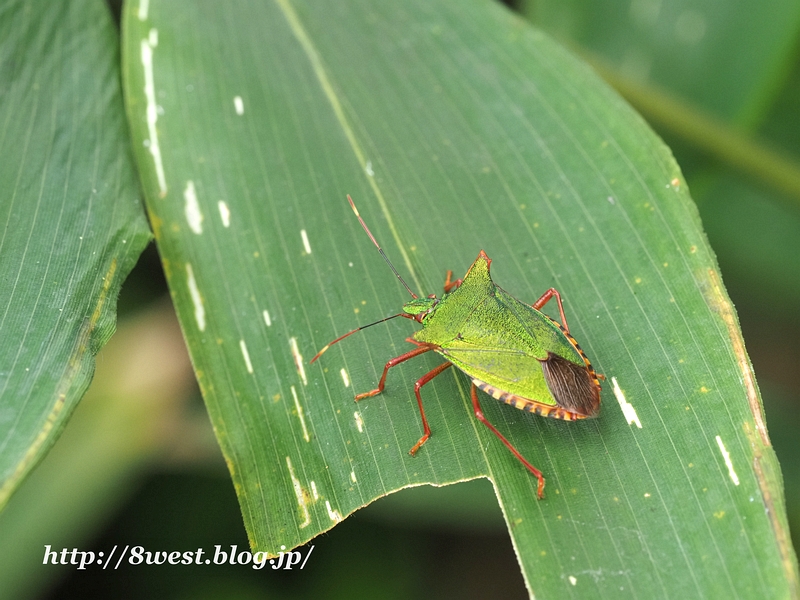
[591, 58, 800, 207]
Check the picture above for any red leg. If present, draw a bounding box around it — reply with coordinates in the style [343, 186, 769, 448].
[443, 270, 463, 293]
[532, 288, 569, 333]
[471, 384, 545, 499]
[408, 362, 453, 456]
[354, 343, 436, 400]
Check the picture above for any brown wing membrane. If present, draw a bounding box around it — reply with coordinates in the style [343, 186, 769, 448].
[540, 352, 601, 417]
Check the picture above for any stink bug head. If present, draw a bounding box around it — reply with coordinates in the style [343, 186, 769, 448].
[402, 297, 438, 321]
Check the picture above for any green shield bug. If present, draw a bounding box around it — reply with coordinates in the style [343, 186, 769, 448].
[312, 196, 603, 498]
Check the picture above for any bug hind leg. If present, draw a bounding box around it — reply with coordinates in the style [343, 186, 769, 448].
[471, 384, 545, 499]
[443, 270, 463, 293]
[531, 287, 569, 333]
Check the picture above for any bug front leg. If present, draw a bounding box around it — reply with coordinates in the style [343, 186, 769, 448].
[408, 361, 453, 456]
[354, 343, 436, 400]
[532, 288, 569, 333]
[471, 384, 546, 499]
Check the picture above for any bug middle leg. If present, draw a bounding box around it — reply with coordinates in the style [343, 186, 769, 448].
[471, 383, 546, 499]
[532, 287, 569, 333]
[354, 343, 436, 400]
[408, 361, 453, 456]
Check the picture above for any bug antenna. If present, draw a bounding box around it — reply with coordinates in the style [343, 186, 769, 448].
[310, 313, 407, 364]
[347, 195, 418, 299]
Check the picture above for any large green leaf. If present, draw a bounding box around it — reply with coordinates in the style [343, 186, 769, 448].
[0, 0, 151, 508]
[122, 0, 797, 596]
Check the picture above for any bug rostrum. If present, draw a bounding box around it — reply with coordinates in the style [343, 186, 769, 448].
[311, 196, 603, 498]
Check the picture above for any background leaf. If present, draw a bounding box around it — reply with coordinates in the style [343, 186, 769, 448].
[525, 0, 800, 126]
[122, 0, 797, 597]
[0, 0, 151, 508]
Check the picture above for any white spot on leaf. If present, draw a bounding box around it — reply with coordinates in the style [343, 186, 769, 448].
[289, 337, 307, 385]
[716, 435, 740, 486]
[184, 180, 203, 234]
[291, 385, 310, 442]
[286, 457, 310, 528]
[186, 263, 205, 331]
[140, 33, 166, 196]
[612, 377, 642, 428]
[325, 500, 342, 522]
[239, 339, 253, 374]
[300, 229, 312, 254]
[354, 411, 363, 433]
[233, 95, 244, 115]
[218, 200, 231, 227]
